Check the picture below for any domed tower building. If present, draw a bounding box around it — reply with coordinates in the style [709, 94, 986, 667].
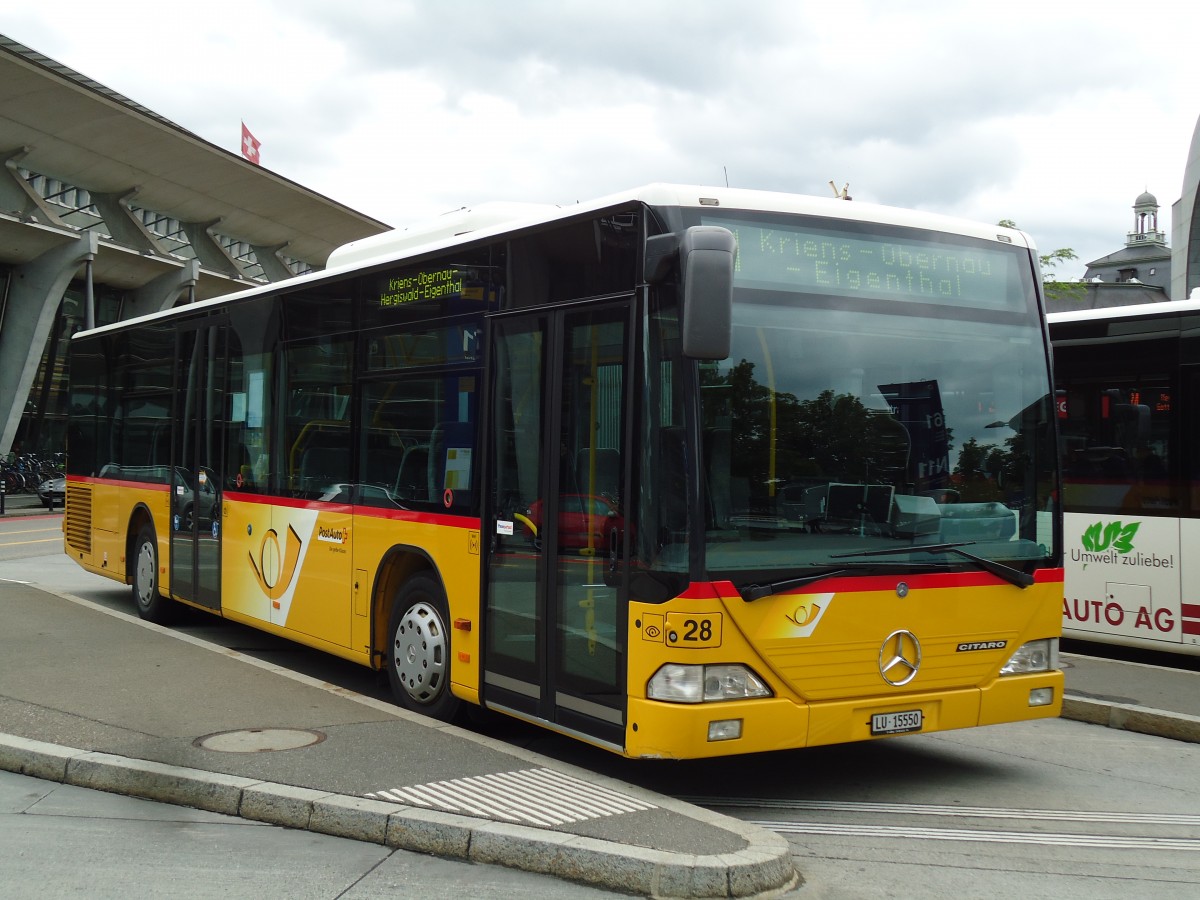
[1046, 189, 1174, 312]
[1044, 191, 1173, 312]
[1080, 190, 1172, 290]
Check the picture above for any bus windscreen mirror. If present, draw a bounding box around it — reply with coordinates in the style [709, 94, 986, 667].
[680, 225, 735, 360]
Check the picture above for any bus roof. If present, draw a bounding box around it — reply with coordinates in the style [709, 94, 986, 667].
[1047, 298, 1200, 326]
[326, 184, 1033, 270]
[75, 183, 1035, 340]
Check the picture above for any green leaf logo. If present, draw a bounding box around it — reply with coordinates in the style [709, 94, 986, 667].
[1102, 521, 1123, 550]
[1112, 521, 1139, 554]
[1080, 520, 1139, 554]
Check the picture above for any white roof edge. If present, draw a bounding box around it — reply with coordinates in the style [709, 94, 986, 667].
[629, 183, 1034, 249]
[77, 183, 1035, 339]
[323, 183, 1035, 273]
[1046, 298, 1200, 324]
[325, 201, 559, 269]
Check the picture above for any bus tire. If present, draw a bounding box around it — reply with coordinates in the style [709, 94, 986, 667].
[386, 574, 461, 722]
[132, 524, 175, 623]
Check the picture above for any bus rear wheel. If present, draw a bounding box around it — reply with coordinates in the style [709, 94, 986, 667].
[132, 524, 175, 623]
[386, 575, 461, 722]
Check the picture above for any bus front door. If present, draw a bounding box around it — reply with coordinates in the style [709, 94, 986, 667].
[170, 322, 226, 610]
[484, 302, 632, 750]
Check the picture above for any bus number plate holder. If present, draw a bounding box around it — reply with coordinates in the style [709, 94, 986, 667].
[871, 709, 922, 735]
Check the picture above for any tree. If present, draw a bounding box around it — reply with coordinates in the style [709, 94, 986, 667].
[710, 360, 912, 513]
[999, 219, 1084, 304]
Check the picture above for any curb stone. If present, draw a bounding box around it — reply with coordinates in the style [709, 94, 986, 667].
[0, 732, 798, 898]
[1062, 694, 1200, 744]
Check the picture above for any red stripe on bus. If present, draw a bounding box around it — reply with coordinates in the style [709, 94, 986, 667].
[225, 491, 352, 514]
[705, 567, 1061, 598]
[224, 491, 480, 530]
[1181, 605, 1200, 637]
[351, 505, 480, 530]
[69, 476, 170, 492]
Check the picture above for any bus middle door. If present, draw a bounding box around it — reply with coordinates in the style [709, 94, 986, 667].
[483, 301, 632, 750]
[170, 321, 227, 611]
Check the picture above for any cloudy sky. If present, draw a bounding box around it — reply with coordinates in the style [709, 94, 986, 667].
[4, 0, 1198, 280]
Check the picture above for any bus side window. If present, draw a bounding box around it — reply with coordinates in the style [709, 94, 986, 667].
[657, 425, 689, 547]
[296, 430, 350, 497]
[430, 421, 475, 510]
[363, 445, 404, 492]
[576, 447, 620, 502]
[703, 427, 732, 529]
[230, 438, 253, 490]
[395, 444, 430, 501]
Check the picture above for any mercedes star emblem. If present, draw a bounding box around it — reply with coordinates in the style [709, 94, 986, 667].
[879, 629, 921, 686]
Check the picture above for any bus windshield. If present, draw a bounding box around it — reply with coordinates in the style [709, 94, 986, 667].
[695, 213, 1057, 581]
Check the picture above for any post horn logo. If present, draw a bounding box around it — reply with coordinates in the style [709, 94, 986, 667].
[786, 600, 822, 627]
[249, 524, 303, 600]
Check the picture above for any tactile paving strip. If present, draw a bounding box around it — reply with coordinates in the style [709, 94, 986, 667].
[366, 767, 657, 826]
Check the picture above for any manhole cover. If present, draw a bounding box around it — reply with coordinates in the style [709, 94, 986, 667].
[195, 728, 326, 753]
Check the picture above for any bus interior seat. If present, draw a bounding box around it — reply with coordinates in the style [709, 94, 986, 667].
[363, 447, 404, 491]
[395, 445, 430, 500]
[298, 444, 346, 494]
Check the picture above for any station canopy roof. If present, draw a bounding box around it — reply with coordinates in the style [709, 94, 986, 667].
[1, 34, 390, 297]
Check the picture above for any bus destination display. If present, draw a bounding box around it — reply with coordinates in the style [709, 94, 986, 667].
[379, 267, 479, 307]
[705, 216, 1021, 310]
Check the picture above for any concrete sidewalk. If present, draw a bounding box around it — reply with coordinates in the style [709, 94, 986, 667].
[0, 582, 794, 899]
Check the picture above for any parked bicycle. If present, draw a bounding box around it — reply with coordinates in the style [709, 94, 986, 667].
[2, 451, 65, 493]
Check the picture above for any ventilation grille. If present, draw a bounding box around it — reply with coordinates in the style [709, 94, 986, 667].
[65, 484, 92, 554]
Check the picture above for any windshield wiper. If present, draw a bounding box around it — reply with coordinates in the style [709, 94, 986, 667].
[831, 541, 1034, 589]
[740, 567, 853, 601]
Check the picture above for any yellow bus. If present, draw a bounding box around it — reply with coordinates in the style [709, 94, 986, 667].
[64, 184, 1063, 759]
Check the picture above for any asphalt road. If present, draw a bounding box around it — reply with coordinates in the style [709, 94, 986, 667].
[3, 509, 1200, 898]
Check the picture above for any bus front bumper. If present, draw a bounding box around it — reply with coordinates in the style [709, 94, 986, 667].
[623, 671, 1064, 759]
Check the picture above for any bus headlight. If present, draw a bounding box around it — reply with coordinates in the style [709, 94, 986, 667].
[647, 664, 772, 703]
[1000, 638, 1059, 675]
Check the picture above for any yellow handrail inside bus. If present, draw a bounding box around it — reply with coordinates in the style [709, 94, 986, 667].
[756, 327, 777, 496]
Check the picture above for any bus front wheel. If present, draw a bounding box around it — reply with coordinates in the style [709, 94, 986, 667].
[132, 524, 174, 623]
[386, 575, 461, 722]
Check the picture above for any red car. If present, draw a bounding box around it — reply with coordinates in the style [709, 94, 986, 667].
[526, 494, 625, 554]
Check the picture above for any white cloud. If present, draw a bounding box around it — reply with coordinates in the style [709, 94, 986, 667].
[3, 0, 1198, 280]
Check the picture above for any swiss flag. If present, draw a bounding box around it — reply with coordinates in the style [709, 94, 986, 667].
[241, 121, 261, 165]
